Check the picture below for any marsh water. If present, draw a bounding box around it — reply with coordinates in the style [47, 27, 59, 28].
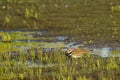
[0, 31, 120, 68]
[0, 31, 120, 79]
[0, 0, 120, 79]
[1, 31, 120, 54]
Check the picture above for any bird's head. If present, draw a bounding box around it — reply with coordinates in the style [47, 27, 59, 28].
[66, 48, 73, 54]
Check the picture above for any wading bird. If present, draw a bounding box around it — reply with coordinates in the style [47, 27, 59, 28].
[65, 48, 93, 58]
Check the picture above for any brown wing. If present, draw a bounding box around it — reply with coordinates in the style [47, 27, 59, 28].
[72, 48, 91, 55]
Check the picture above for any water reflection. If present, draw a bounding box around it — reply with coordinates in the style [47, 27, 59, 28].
[56, 36, 68, 41]
[91, 47, 120, 58]
[93, 47, 110, 57]
[101, 47, 110, 57]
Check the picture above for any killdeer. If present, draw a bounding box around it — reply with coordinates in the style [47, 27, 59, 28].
[65, 48, 93, 58]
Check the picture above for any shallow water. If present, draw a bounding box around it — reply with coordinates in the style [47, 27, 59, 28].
[0, 31, 120, 69]
[0, 31, 120, 58]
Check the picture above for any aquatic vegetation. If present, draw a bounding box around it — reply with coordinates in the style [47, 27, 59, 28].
[0, 31, 120, 80]
[5, 16, 11, 24]
[0, 0, 120, 80]
[0, 46, 120, 80]
[111, 5, 120, 12]
[0, 32, 12, 42]
[25, 8, 32, 19]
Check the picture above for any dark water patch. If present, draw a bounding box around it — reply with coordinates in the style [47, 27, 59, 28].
[42, 48, 57, 52]
[13, 39, 43, 42]
[92, 41, 120, 49]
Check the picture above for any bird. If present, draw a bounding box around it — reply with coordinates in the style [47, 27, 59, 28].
[65, 48, 93, 58]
